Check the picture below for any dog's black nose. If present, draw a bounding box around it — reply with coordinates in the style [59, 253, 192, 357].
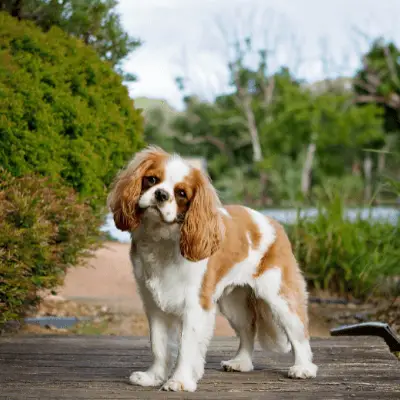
[154, 188, 169, 202]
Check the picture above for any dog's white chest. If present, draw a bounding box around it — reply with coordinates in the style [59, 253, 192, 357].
[145, 269, 186, 314]
[132, 243, 207, 316]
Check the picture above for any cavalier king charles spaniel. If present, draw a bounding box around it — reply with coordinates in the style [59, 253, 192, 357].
[108, 146, 317, 392]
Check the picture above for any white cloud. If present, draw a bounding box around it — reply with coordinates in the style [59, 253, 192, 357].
[118, 0, 400, 109]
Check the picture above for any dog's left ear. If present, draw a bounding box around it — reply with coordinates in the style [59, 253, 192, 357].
[180, 170, 224, 262]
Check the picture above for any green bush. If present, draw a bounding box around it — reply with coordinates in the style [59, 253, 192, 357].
[288, 183, 400, 299]
[0, 169, 102, 329]
[0, 12, 143, 208]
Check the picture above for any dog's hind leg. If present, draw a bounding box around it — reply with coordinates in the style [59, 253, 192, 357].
[254, 268, 318, 379]
[218, 285, 256, 372]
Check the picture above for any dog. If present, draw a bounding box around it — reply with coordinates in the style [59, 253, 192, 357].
[107, 146, 317, 392]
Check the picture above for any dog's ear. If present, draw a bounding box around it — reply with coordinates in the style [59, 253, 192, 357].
[180, 170, 224, 261]
[107, 159, 150, 232]
[107, 146, 166, 231]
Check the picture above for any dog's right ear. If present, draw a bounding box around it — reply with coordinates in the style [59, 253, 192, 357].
[107, 160, 150, 232]
[107, 146, 166, 231]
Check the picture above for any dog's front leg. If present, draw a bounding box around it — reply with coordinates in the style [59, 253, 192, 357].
[162, 306, 216, 392]
[130, 309, 176, 387]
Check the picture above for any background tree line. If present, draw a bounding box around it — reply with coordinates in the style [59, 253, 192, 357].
[0, 0, 140, 79]
[2, 0, 399, 209]
[144, 37, 400, 208]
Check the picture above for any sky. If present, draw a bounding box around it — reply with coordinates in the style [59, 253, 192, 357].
[117, 0, 400, 110]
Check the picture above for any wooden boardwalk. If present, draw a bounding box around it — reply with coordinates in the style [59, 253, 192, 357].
[0, 335, 399, 399]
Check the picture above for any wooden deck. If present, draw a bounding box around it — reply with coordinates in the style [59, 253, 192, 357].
[0, 335, 398, 399]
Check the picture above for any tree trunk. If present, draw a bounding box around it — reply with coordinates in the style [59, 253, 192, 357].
[363, 154, 373, 203]
[259, 170, 270, 207]
[11, 0, 23, 19]
[352, 159, 361, 176]
[242, 96, 262, 162]
[377, 149, 386, 175]
[301, 142, 316, 197]
[377, 145, 388, 204]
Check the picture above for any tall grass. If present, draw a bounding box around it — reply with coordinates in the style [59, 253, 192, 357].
[288, 182, 400, 299]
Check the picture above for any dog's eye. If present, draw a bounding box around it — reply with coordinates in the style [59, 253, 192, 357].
[176, 189, 187, 198]
[144, 176, 158, 186]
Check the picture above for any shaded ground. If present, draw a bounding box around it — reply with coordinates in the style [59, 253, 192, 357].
[1, 335, 398, 399]
[26, 242, 398, 337]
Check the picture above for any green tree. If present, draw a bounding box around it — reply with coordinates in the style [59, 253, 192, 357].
[354, 39, 400, 138]
[262, 75, 383, 197]
[168, 40, 384, 206]
[353, 39, 400, 199]
[0, 12, 144, 209]
[0, 0, 140, 77]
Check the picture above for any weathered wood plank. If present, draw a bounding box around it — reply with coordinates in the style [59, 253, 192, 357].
[0, 335, 398, 399]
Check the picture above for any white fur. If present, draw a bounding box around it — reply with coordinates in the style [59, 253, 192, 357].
[130, 201, 215, 392]
[254, 269, 318, 378]
[219, 207, 231, 217]
[218, 286, 255, 372]
[123, 158, 316, 392]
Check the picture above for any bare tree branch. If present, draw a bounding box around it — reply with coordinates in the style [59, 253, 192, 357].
[175, 133, 233, 161]
[230, 60, 263, 162]
[354, 77, 379, 94]
[263, 75, 275, 106]
[383, 45, 400, 89]
[355, 94, 400, 109]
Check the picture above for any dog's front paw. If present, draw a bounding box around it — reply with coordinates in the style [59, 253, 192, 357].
[162, 377, 197, 392]
[129, 371, 164, 387]
[221, 358, 253, 372]
[288, 363, 318, 379]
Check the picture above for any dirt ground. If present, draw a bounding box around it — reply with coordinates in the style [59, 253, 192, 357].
[31, 242, 397, 338]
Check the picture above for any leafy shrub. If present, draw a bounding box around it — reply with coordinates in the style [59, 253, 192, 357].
[288, 183, 400, 299]
[0, 12, 144, 209]
[0, 169, 102, 329]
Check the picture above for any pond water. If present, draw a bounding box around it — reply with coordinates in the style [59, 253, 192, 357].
[102, 207, 399, 243]
[24, 316, 91, 328]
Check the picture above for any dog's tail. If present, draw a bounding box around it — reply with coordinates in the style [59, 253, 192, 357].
[255, 299, 292, 353]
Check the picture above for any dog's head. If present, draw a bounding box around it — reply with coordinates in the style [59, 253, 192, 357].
[107, 146, 224, 261]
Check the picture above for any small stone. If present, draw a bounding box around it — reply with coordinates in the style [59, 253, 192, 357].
[101, 306, 109, 313]
[2, 320, 21, 333]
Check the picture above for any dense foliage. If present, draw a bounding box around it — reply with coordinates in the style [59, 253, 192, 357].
[288, 184, 400, 299]
[139, 36, 400, 300]
[354, 39, 400, 139]
[144, 39, 400, 207]
[0, 13, 144, 208]
[0, 169, 101, 329]
[170, 74, 384, 206]
[0, 0, 140, 75]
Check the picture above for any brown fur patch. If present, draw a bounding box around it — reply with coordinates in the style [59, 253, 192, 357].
[254, 217, 309, 337]
[141, 165, 166, 191]
[174, 180, 194, 218]
[199, 205, 261, 310]
[179, 168, 224, 262]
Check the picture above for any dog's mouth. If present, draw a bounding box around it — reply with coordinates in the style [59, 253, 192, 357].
[146, 206, 183, 225]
